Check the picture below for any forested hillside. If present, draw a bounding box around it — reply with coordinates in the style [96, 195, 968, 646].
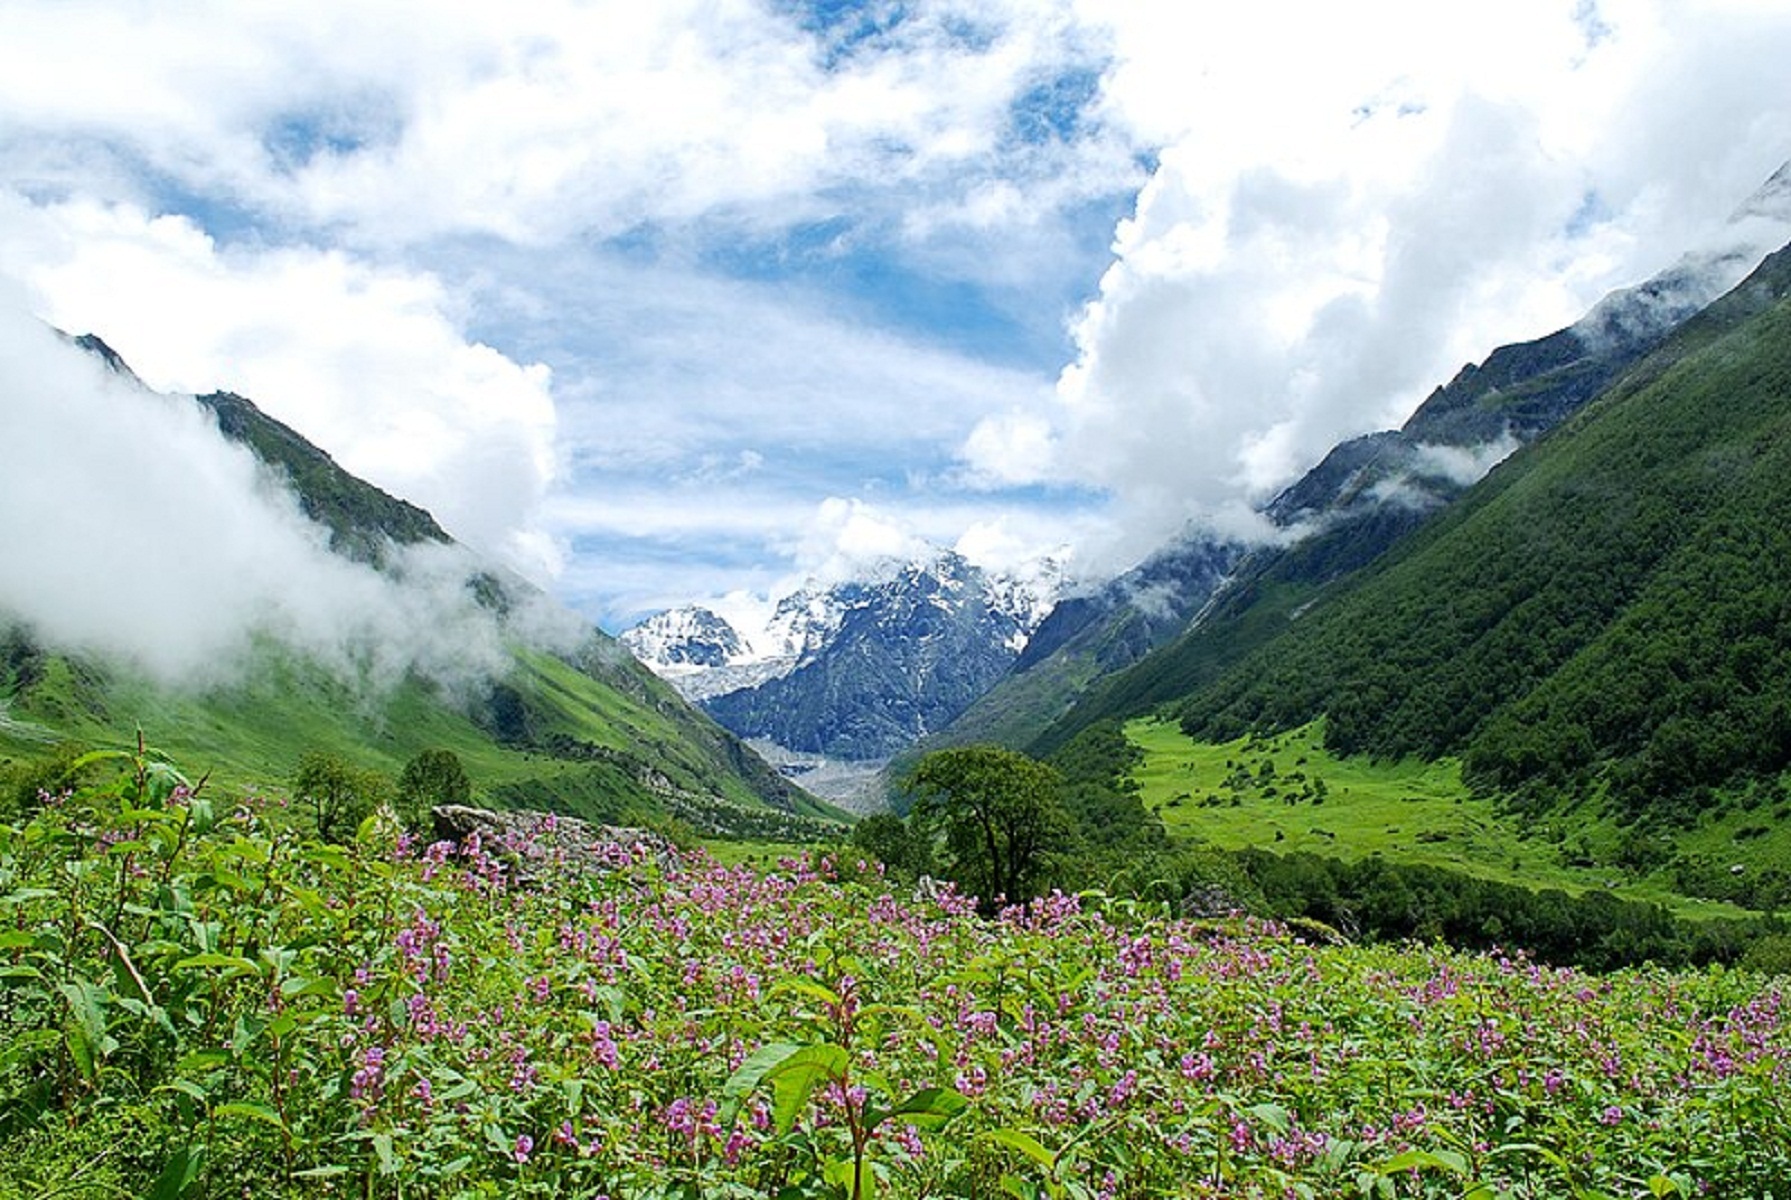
[1165, 242, 1791, 822]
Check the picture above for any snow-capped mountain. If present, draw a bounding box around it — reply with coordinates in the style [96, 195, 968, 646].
[615, 606, 743, 669]
[620, 550, 1066, 763]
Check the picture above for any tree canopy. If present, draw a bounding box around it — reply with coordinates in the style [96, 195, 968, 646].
[397, 748, 471, 828]
[904, 744, 1070, 912]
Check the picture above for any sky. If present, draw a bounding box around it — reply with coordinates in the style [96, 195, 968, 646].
[3, 1, 1790, 635]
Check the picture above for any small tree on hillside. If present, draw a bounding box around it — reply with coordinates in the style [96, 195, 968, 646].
[905, 744, 1070, 913]
[293, 752, 393, 843]
[396, 748, 471, 829]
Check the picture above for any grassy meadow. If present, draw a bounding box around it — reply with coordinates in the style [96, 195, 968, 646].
[1124, 716, 1768, 920]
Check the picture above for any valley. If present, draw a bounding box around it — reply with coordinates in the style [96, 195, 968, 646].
[5, 86, 1791, 1197]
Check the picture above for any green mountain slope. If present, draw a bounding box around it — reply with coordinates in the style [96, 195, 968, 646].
[2, 343, 845, 834]
[1017, 245, 1744, 761]
[1156, 242, 1791, 821]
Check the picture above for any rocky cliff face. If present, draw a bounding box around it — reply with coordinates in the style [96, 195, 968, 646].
[624, 551, 1062, 761]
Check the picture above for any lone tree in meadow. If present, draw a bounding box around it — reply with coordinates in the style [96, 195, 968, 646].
[396, 748, 471, 828]
[292, 752, 393, 843]
[905, 744, 1071, 912]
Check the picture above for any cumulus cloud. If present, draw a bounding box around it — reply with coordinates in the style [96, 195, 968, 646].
[0, 298, 521, 695]
[0, 0, 1122, 250]
[0, 195, 561, 583]
[783, 498, 934, 585]
[960, 0, 1791, 572]
[5, 0, 1791, 630]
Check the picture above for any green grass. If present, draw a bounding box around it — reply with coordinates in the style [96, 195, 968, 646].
[1, 639, 850, 836]
[1124, 714, 1751, 919]
[697, 837, 825, 868]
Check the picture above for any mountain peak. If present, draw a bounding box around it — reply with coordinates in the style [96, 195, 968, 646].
[1728, 158, 1791, 225]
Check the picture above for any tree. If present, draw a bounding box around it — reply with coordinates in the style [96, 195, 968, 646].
[293, 752, 393, 843]
[904, 745, 1070, 913]
[396, 748, 471, 829]
[850, 811, 934, 881]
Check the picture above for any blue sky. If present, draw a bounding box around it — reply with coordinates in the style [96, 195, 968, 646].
[3, 1, 1790, 633]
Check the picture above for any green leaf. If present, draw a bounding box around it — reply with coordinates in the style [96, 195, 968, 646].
[1248, 1102, 1292, 1137]
[1647, 1175, 1684, 1198]
[373, 1131, 399, 1176]
[158, 1078, 210, 1105]
[299, 845, 354, 872]
[1377, 1148, 1467, 1176]
[824, 1153, 876, 1200]
[230, 1013, 267, 1055]
[57, 978, 109, 1047]
[775, 977, 843, 1010]
[719, 1041, 805, 1128]
[980, 1127, 1057, 1174]
[148, 1144, 205, 1200]
[177, 1050, 231, 1074]
[281, 974, 339, 999]
[764, 1043, 849, 1135]
[1000, 1176, 1040, 1200]
[216, 1101, 288, 1132]
[68, 749, 133, 773]
[174, 952, 261, 977]
[878, 1086, 970, 1132]
[143, 759, 190, 806]
[63, 1022, 96, 1082]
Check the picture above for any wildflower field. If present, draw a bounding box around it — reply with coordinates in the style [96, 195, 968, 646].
[2, 752, 1788, 1198]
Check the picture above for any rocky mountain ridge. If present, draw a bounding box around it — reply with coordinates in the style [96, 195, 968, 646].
[622, 550, 1064, 764]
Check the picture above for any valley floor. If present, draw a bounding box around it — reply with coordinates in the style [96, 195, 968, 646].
[1125, 716, 1770, 921]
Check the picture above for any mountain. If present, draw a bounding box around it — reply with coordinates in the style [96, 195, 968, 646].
[2, 337, 845, 837]
[625, 551, 1063, 765]
[620, 583, 859, 704]
[1006, 160, 1791, 759]
[909, 531, 1245, 758]
[1163, 239, 1791, 819]
[1040, 234, 1791, 841]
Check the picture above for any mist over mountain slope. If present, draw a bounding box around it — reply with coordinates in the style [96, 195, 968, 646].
[1055, 238, 1791, 833]
[1003, 161, 1791, 760]
[0, 315, 835, 828]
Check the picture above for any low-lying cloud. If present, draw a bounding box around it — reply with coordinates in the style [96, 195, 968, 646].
[0, 297, 541, 696]
[0, 195, 562, 586]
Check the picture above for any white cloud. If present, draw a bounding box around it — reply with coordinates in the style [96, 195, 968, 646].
[1012, 0, 1791, 562]
[0, 299, 518, 693]
[1410, 436, 1522, 489]
[4, 0, 1790, 633]
[789, 498, 933, 582]
[0, 195, 562, 582]
[0, 1, 1121, 249]
[958, 409, 1059, 489]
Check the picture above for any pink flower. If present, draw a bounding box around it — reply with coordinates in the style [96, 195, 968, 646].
[513, 1133, 533, 1163]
